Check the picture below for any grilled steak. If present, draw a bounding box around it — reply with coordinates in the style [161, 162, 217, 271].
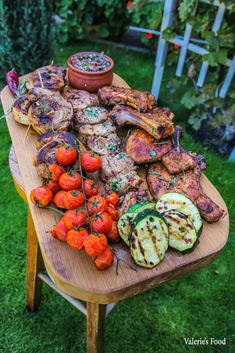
[147, 162, 226, 222]
[98, 86, 156, 112]
[110, 105, 174, 140]
[78, 118, 116, 143]
[63, 87, 99, 111]
[126, 128, 173, 164]
[87, 134, 122, 155]
[73, 106, 108, 129]
[100, 152, 136, 181]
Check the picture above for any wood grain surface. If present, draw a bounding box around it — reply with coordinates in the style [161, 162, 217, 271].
[2, 73, 229, 304]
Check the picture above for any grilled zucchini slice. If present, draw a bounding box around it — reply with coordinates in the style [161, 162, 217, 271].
[118, 202, 156, 245]
[156, 192, 202, 235]
[127, 201, 155, 214]
[118, 213, 135, 245]
[130, 210, 168, 268]
[162, 210, 198, 252]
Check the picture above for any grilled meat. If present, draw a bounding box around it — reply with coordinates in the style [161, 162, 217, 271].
[28, 95, 73, 135]
[26, 65, 66, 91]
[126, 128, 172, 164]
[36, 131, 77, 150]
[105, 169, 143, 195]
[147, 162, 226, 222]
[162, 148, 197, 174]
[110, 105, 174, 140]
[73, 106, 108, 130]
[78, 118, 116, 143]
[87, 134, 122, 155]
[100, 152, 136, 181]
[12, 88, 59, 126]
[62, 87, 99, 111]
[98, 86, 156, 112]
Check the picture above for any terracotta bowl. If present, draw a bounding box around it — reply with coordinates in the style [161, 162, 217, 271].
[67, 52, 114, 93]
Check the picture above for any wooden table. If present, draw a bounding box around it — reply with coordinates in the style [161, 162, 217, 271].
[1, 73, 229, 353]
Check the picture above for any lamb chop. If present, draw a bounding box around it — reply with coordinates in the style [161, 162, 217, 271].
[98, 86, 156, 112]
[105, 169, 143, 196]
[110, 105, 175, 140]
[147, 162, 226, 222]
[125, 128, 173, 164]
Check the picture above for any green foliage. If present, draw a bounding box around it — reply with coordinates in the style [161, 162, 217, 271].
[0, 0, 55, 80]
[55, 0, 129, 43]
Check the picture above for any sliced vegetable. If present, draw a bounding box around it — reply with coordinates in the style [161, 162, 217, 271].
[127, 201, 155, 214]
[156, 192, 202, 235]
[130, 210, 168, 268]
[117, 213, 135, 245]
[162, 210, 198, 252]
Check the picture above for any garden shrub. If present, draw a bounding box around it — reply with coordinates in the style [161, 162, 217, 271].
[0, 0, 55, 81]
[54, 0, 130, 43]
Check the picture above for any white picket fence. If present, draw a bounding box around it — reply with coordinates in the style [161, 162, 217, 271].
[129, 0, 235, 160]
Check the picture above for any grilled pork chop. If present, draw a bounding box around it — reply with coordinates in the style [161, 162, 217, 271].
[105, 169, 143, 196]
[110, 105, 175, 140]
[98, 86, 156, 112]
[63, 87, 99, 111]
[73, 106, 108, 129]
[87, 134, 122, 155]
[100, 152, 136, 181]
[147, 162, 226, 222]
[126, 128, 173, 164]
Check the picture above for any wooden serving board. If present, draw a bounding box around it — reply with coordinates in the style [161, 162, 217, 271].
[1, 73, 229, 304]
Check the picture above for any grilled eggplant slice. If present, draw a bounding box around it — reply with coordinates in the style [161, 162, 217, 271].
[130, 210, 168, 268]
[156, 192, 202, 235]
[127, 201, 155, 214]
[162, 210, 198, 252]
[118, 202, 156, 245]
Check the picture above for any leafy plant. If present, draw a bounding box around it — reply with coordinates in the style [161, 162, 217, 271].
[0, 0, 55, 81]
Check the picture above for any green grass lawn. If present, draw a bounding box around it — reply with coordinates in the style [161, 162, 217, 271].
[0, 40, 234, 353]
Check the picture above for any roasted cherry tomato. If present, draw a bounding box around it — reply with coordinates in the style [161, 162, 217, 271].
[95, 247, 114, 270]
[83, 234, 108, 257]
[50, 218, 68, 241]
[107, 221, 120, 243]
[48, 163, 65, 182]
[56, 145, 78, 166]
[53, 190, 67, 208]
[87, 195, 107, 215]
[80, 152, 102, 173]
[107, 203, 119, 221]
[30, 186, 53, 207]
[67, 229, 89, 250]
[105, 191, 119, 206]
[45, 180, 60, 194]
[59, 171, 82, 191]
[84, 179, 98, 199]
[62, 190, 85, 209]
[91, 212, 112, 235]
[63, 210, 87, 229]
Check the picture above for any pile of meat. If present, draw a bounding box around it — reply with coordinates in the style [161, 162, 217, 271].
[13, 65, 226, 223]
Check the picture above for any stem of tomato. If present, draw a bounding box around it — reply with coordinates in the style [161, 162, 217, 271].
[76, 145, 92, 232]
[44, 206, 64, 216]
[110, 246, 137, 275]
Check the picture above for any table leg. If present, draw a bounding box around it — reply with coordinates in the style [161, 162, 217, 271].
[26, 208, 44, 311]
[86, 302, 106, 353]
